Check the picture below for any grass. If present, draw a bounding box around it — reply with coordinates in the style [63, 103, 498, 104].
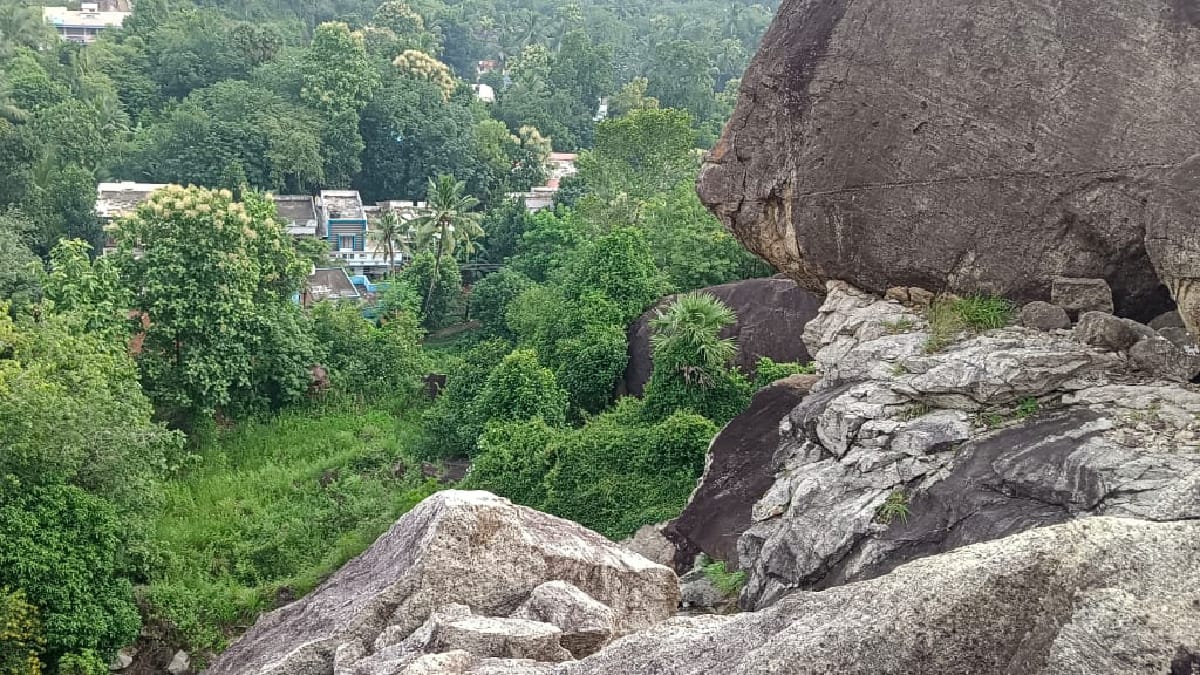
[924, 295, 1014, 353]
[983, 397, 1041, 429]
[701, 560, 748, 597]
[882, 317, 917, 334]
[146, 396, 440, 659]
[876, 490, 911, 525]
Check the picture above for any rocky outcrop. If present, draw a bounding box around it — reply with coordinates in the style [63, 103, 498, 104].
[735, 282, 1200, 608]
[560, 518, 1200, 675]
[697, 0, 1200, 321]
[204, 491, 677, 675]
[663, 374, 819, 569]
[622, 277, 822, 396]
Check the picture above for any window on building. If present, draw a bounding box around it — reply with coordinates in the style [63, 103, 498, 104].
[339, 235, 353, 251]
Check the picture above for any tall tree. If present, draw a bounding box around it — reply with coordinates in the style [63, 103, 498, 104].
[301, 22, 379, 187]
[369, 209, 409, 276]
[410, 175, 482, 313]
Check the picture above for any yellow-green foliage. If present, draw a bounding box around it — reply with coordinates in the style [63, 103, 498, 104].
[0, 590, 43, 675]
[393, 50, 455, 100]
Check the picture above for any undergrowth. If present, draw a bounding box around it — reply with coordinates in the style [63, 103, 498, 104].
[702, 560, 748, 597]
[924, 295, 1014, 353]
[146, 397, 440, 658]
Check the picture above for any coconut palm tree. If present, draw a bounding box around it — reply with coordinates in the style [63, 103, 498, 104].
[369, 209, 410, 276]
[410, 174, 483, 313]
[649, 291, 737, 386]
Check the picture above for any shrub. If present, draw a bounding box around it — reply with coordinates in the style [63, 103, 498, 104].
[399, 252, 463, 330]
[0, 483, 140, 665]
[55, 652, 107, 675]
[472, 350, 568, 434]
[752, 357, 816, 389]
[418, 338, 514, 460]
[310, 301, 428, 400]
[553, 321, 628, 416]
[462, 418, 560, 507]
[559, 227, 667, 323]
[470, 269, 533, 336]
[0, 589, 44, 675]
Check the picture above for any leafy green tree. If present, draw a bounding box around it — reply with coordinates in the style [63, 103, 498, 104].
[560, 226, 667, 323]
[310, 300, 428, 399]
[462, 417, 560, 507]
[609, 77, 659, 118]
[398, 251, 463, 330]
[472, 349, 568, 434]
[0, 120, 36, 206]
[469, 268, 533, 336]
[479, 199, 534, 265]
[506, 208, 588, 282]
[642, 292, 752, 424]
[373, 1, 440, 53]
[0, 218, 41, 312]
[419, 337, 513, 459]
[0, 588, 43, 675]
[4, 49, 67, 114]
[573, 108, 698, 204]
[113, 186, 311, 426]
[411, 175, 483, 313]
[645, 39, 717, 122]
[301, 22, 379, 187]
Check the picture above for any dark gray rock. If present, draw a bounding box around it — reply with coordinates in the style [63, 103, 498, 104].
[1128, 337, 1200, 382]
[662, 375, 819, 570]
[1050, 277, 1115, 318]
[1158, 326, 1196, 350]
[1073, 311, 1155, 351]
[1017, 301, 1070, 332]
[697, 0, 1200, 321]
[1148, 310, 1185, 330]
[621, 278, 822, 397]
[1144, 155, 1200, 336]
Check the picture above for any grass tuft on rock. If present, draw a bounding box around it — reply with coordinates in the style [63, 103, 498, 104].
[924, 295, 1014, 352]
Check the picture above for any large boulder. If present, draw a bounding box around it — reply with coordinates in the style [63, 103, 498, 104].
[737, 282, 1200, 609]
[559, 518, 1200, 675]
[663, 374, 819, 570]
[621, 277, 823, 396]
[697, 0, 1200, 321]
[204, 491, 678, 675]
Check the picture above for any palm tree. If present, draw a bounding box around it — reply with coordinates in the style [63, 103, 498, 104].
[411, 175, 483, 313]
[369, 209, 410, 276]
[649, 292, 738, 386]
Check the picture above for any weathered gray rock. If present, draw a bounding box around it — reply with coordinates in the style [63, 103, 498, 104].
[1050, 277, 1115, 318]
[510, 582, 615, 658]
[734, 282, 1200, 609]
[622, 277, 822, 396]
[109, 647, 135, 671]
[167, 650, 190, 675]
[617, 523, 675, 568]
[663, 374, 818, 569]
[1145, 155, 1200, 336]
[1017, 301, 1070, 331]
[1128, 336, 1200, 382]
[697, 0, 1200, 321]
[1148, 310, 1185, 330]
[436, 617, 571, 662]
[559, 519, 1200, 675]
[205, 491, 677, 675]
[1073, 311, 1155, 351]
[677, 568, 727, 611]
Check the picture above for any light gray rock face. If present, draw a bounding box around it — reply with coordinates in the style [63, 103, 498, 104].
[167, 651, 190, 675]
[1050, 277, 1115, 318]
[436, 617, 571, 663]
[510, 582, 615, 658]
[617, 523, 675, 568]
[697, 0, 1200, 322]
[1017, 300, 1071, 331]
[736, 282, 1200, 608]
[1073, 311, 1156, 351]
[1128, 336, 1200, 382]
[558, 519, 1200, 675]
[204, 491, 678, 675]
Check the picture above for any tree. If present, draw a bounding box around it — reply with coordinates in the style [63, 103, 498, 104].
[301, 22, 379, 187]
[609, 77, 659, 118]
[479, 199, 534, 266]
[645, 39, 717, 122]
[560, 227, 667, 323]
[369, 210, 409, 276]
[0, 216, 41, 311]
[469, 268, 532, 335]
[113, 186, 311, 426]
[573, 108, 698, 204]
[410, 175, 482, 314]
[398, 251, 462, 330]
[472, 349, 568, 433]
[393, 50, 455, 101]
[462, 418, 560, 507]
[309, 300, 428, 399]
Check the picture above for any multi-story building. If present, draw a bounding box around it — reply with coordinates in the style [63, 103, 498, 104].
[43, 3, 129, 44]
[319, 192, 426, 278]
[271, 195, 321, 238]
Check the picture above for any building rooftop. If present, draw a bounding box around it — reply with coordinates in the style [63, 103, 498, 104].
[319, 190, 366, 220]
[96, 182, 168, 220]
[303, 268, 361, 306]
[272, 195, 319, 235]
[43, 5, 129, 28]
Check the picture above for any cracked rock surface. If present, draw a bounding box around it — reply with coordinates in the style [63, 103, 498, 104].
[697, 0, 1200, 321]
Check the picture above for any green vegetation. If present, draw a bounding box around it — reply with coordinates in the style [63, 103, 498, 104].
[876, 490, 912, 525]
[924, 295, 1014, 353]
[753, 356, 816, 389]
[702, 560, 748, 597]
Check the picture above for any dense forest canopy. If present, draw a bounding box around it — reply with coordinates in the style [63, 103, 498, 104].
[0, 0, 787, 672]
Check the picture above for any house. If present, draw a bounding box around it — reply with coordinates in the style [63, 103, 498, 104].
[319, 192, 425, 278]
[43, 3, 129, 44]
[299, 268, 361, 307]
[476, 60, 500, 79]
[271, 195, 321, 237]
[96, 181, 167, 252]
[507, 154, 579, 212]
[471, 83, 496, 103]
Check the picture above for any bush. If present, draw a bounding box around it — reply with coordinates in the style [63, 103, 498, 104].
[55, 651, 107, 675]
[543, 403, 717, 539]
[0, 589, 44, 675]
[418, 338, 513, 460]
[560, 227, 667, 323]
[472, 349, 568, 434]
[752, 356, 816, 389]
[400, 252, 463, 330]
[553, 321, 628, 416]
[310, 301, 429, 400]
[0, 483, 140, 665]
[462, 418, 560, 507]
[469, 269, 533, 336]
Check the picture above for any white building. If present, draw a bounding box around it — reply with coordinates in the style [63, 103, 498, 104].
[44, 4, 129, 44]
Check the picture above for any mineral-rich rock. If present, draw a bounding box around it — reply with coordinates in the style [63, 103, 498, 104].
[1073, 311, 1155, 352]
[735, 282, 1200, 609]
[204, 491, 677, 675]
[1050, 277, 1115, 318]
[663, 375, 818, 569]
[677, 568, 727, 611]
[558, 519, 1200, 675]
[109, 647, 136, 671]
[510, 582, 615, 658]
[883, 286, 935, 307]
[436, 617, 571, 662]
[622, 277, 822, 396]
[697, 0, 1200, 320]
[1017, 301, 1070, 332]
[1128, 337, 1200, 382]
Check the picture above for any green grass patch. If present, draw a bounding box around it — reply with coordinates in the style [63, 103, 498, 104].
[146, 397, 440, 657]
[876, 489, 911, 525]
[702, 560, 748, 597]
[924, 295, 1014, 353]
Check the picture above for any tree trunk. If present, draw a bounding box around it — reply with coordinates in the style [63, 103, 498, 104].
[424, 235, 444, 317]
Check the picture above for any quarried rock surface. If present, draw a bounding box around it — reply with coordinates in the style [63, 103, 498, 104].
[204, 491, 677, 675]
[622, 277, 822, 396]
[509, 582, 615, 658]
[560, 519, 1200, 675]
[697, 0, 1200, 320]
